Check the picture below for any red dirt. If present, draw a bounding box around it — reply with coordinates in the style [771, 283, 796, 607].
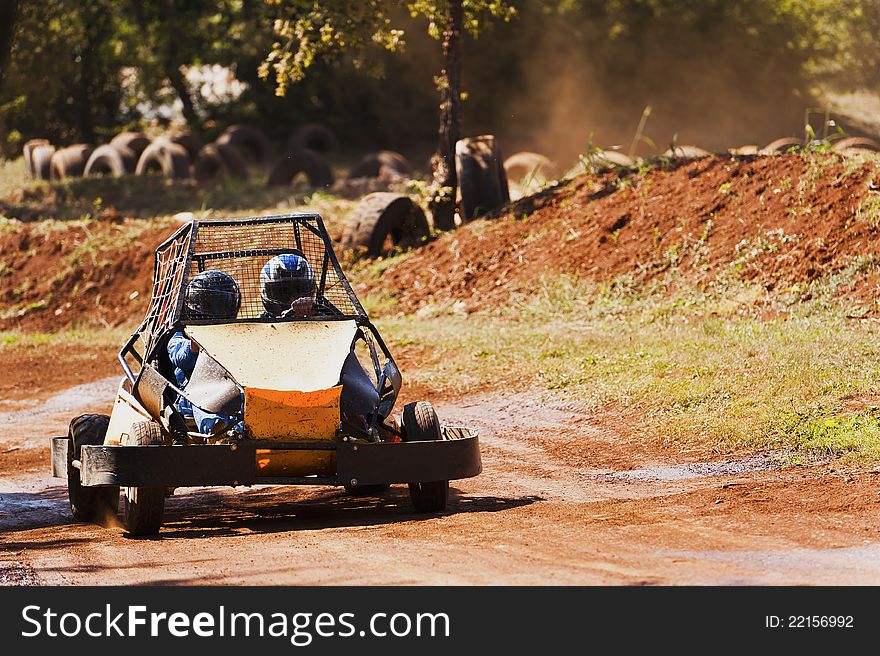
[363, 154, 880, 313]
[3, 155, 878, 332]
[0, 219, 175, 331]
[0, 341, 119, 410]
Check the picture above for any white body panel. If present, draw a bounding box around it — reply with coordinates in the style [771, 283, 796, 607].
[186, 320, 357, 392]
[105, 380, 152, 444]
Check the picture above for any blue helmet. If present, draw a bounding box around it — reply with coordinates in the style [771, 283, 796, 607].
[260, 253, 315, 315]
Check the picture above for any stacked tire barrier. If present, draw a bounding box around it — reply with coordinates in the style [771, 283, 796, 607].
[455, 134, 510, 222]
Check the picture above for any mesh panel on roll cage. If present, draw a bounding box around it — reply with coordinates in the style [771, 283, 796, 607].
[140, 215, 366, 352]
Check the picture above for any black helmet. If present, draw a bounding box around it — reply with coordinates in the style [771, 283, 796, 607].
[260, 252, 315, 316]
[184, 270, 241, 320]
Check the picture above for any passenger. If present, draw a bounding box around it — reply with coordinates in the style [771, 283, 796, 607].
[169, 270, 242, 434]
[258, 252, 317, 318]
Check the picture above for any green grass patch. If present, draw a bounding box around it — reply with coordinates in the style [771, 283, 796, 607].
[0, 327, 130, 350]
[376, 277, 880, 462]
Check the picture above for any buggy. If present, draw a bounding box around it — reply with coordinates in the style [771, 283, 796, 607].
[50, 214, 481, 534]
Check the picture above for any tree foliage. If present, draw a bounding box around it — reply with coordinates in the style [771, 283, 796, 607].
[259, 1, 515, 96]
[0, 1, 878, 160]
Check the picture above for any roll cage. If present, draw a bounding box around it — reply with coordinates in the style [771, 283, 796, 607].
[118, 214, 399, 437]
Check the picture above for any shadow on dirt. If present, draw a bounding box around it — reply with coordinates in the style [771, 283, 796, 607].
[127, 486, 541, 541]
[0, 487, 74, 533]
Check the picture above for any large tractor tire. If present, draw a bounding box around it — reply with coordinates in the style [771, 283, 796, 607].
[31, 144, 56, 180]
[455, 135, 510, 222]
[50, 144, 94, 179]
[84, 144, 134, 177]
[122, 421, 166, 536]
[348, 151, 411, 179]
[216, 124, 272, 164]
[341, 192, 430, 258]
[109, 131, 150, 160]
[135, 138, 191, 179]
[266, 149, 334, 188]
[400, 401, 448, 513]
[193, 142, 248, 182]
[67, 414, 119, 524]
[287, 123, 338, 154]
[23, 138, 50, 178]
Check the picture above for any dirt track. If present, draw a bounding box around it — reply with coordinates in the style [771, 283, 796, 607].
[2, 378, 880, 585]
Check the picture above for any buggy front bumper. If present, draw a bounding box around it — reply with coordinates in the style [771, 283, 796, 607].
[50, 430, 481, 488]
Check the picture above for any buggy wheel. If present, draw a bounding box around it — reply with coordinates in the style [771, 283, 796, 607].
[67, 414, 119, 524]
[401, 401, 448, 513]
[344, 483, 391, 497]
[122, 421, 166, 536]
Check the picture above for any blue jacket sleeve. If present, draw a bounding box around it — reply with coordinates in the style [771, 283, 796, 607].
[167, 332, 198, 379]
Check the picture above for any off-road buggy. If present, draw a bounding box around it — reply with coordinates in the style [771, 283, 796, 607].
[50, 214, 481, 535]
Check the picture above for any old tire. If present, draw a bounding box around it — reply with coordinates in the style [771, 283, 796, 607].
[68, 414, 119, 523]
[135, 138, 191, 179]
[84, 144, 134, 177]
[832, 137, 880, 153]
[168, 132, 203, 160]
[193, 142, 248, 181]
[503, 151, 553, 181]
[23, 138, 50, 177]
[341, 192, 430, 258]
[110, 132, 150, 160]
[50, 144, 94, 179]
[401, 401, 448, 513]
[287, 123, 338, 154]
[266, 149, 334, 188]
[761, 137, 803, 155]
[216, 124, 271, 164]
[348, 151, 411, 179]
[31, 144, 56, 180]
[122, 421, 166, 536]
[662, 144, 710, 159]
[456, 135, 510, 222]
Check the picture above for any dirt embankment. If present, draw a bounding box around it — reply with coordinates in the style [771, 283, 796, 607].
[3, 154, 879, 331]
[1, 220, 175, 331]
[364, 154, 880, 313]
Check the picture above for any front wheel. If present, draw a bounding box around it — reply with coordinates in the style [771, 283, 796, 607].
[122, 421, 166, 535]
[401, 401, 448, 513]
[67, 414, 119, 524]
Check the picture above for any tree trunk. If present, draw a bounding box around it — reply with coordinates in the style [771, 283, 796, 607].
[129, 0, 202, 136]
[0, 0, 20, 93]
[429, 0, 463, 232]
[165, 61, 201, 134]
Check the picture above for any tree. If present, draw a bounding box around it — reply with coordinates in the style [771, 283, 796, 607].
[260, 0, 515, 230]
[0, 0, 19, 93]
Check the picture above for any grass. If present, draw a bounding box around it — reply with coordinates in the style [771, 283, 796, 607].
[0, 327, 130, 350]
[375, 275, 880, 463]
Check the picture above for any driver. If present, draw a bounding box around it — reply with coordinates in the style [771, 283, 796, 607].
[259, 252, 317, 318]
[168, 270, 242, 435]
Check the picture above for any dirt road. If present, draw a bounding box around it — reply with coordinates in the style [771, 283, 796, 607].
[2, 379, 880, 585]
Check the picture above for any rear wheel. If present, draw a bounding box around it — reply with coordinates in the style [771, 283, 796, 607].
[68, 414, 119, 524]
[122, 421, 166, 535]
[401, 401, 448, 513]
